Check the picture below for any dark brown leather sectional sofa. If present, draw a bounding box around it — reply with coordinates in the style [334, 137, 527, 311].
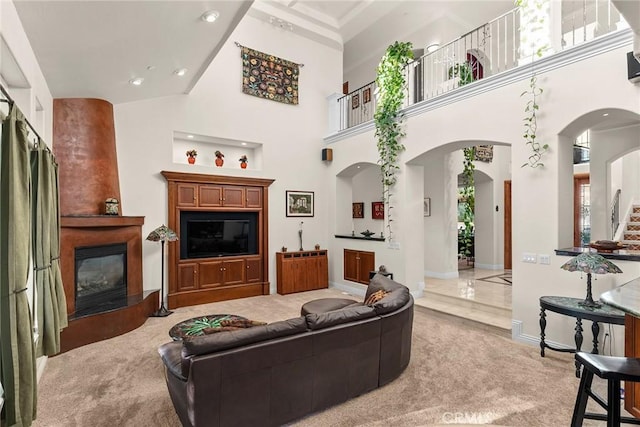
[158, 274, 414, 427]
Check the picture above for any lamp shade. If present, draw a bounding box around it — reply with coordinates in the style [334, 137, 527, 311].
[560, 252, 623, 275]
[146, 224, 178, 242]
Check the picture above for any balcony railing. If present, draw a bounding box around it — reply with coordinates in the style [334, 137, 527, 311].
[334, 0, 627, 133]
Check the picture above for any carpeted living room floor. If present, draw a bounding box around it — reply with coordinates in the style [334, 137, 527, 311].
[32, 288, 606, 426]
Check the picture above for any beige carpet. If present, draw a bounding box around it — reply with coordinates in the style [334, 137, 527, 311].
[32, 288, 605, 426]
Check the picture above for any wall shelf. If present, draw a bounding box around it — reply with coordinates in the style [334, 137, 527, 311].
[335, 234, 385, 242]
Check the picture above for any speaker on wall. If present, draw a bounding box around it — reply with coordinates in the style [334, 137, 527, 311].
[321, 148, 333, 161]
[628, 51, 640, 83]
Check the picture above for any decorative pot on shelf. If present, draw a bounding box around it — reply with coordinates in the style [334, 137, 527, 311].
[239, 155, 248, 169]
[185, 149, 197, 165]
[214, 150, 224, 167]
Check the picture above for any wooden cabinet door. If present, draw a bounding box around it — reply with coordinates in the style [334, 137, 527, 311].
[344, 249, 359, 282]
[177, 184, 197, 207]
[223, 259, 246, 285]
[245, 187, 262, 208]
[199, 185, 223, 207]
[177, 263, 197, 291]
[625, 314, 640, 418]
[198, 260, 224, 288]
[317, 252, 328, 289]
[304, 257, 318, 291]
[222, 187, 244, 207]
[245, 257, 262, 283]
[279, 257, 297, 294]
[358, 251, 375, 284]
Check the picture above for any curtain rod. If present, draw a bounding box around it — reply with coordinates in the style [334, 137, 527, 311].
[0, 82, 47, 148]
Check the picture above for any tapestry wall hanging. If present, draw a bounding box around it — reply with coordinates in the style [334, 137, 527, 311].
[241, 45, 299, 105]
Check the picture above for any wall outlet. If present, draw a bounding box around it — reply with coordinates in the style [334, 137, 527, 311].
[539, 254, 551, 265]
[522, 252, 537, 263]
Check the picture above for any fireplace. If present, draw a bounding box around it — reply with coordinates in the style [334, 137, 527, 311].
[75, 243, 127, 316]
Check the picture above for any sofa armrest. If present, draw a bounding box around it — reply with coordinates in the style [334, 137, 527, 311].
[158, 341, 186, 381]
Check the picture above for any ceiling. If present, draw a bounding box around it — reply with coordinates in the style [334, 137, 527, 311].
[10, 0, 517, 105]
[10, 0, 640, 105]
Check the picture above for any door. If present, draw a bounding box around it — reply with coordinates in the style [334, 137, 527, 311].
[574, 173, 590, 247]
[245, 257, 262, 283]
[199, 185, 223, 207]
[344, 249, 358, 282]
[504, 180, 512, 270]
[222, 187, 245, 207]
[246, 187, 262, 208]
[177, 263, 197, 291]
[358, 251, 375, 284]
[199, 260, 224, 288]
[223, 259, 246, 285]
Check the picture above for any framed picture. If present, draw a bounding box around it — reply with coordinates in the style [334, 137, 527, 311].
[424, 197, 431, 217]
[372, 201, 384, 219]
[286, 191, 314, 217]
[352, 202, 364, 218]
[363, 87, 371, 104]
[351, 93, 360, 109]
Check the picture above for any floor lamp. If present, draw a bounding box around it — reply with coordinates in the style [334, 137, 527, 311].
[146, 224, 178, 317]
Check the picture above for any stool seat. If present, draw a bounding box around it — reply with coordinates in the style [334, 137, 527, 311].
[301, 298, 359, 316]
[577, 353, 640, 382]
[572, 352, 640, 426]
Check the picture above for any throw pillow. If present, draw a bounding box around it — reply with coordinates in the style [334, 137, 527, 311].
[364, 289, 388, 306]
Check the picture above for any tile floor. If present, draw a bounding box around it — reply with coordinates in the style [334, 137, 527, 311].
[414, 266, 513, 332]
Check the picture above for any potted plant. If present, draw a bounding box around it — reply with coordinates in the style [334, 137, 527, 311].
[214, 150, 224, 167]
[239, 155, 248, 169]
[186, 149, 197, 164]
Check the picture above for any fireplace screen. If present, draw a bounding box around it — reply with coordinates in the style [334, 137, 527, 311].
[75, 243, 127, 316]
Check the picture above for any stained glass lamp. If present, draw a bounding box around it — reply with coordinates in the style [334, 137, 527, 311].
[560, 252, 622, 308]
[146, 225, 178, 317]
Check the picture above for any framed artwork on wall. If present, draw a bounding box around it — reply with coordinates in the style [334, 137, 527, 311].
[424, 197, 431, 217]
[286, 191, 314, 217]
[352, 202, 364, 218]
[363, 88, 371, 104]
[372, 201, 384, 219]
[352, 94, 360, 109]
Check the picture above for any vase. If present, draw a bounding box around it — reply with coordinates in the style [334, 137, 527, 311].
[187, 156, 196, 164]
[215, 157, 224, 167]
[240, 162, 247, 169]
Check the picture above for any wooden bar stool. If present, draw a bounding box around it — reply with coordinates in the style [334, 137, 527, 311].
[572, 352, 640, 426]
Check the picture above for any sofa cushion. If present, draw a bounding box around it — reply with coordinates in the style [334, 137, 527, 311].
[305, 305, 376, 330]
[364, 290, 389, 306]
[183, 316, 307, 358]
[371, 286, 411, 315]
[301, 297, 360, 316]
[158, 341, 186, 381]
[365, 273, 405, 301]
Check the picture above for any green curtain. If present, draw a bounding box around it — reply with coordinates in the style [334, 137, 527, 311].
[31, 144, 67, 356]
[0, 107, 37, 426]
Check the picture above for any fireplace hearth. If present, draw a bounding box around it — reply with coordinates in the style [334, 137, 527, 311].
[75, 243, 127, 316]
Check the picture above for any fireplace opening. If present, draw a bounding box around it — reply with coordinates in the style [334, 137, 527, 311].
[75, 242, 127, 316]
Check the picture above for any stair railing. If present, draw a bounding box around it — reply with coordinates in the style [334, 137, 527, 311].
[611, 188, 621, 239]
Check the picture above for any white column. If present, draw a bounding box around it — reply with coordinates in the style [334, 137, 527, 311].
[326, 92, 342, 135]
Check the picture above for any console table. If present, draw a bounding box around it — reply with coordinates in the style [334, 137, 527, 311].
[539, 295, 625, 377]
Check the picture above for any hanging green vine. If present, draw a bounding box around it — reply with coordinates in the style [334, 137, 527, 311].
[520, 73, 548, 168]
[459, 147, 476, 258]
[516, 0, 549, 168]
[374, 41, 413, 239]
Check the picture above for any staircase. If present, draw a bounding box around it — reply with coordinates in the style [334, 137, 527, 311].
[622, 205, 640, 250]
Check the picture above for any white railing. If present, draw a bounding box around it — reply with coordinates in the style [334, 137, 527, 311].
[333, 0, 627, 133]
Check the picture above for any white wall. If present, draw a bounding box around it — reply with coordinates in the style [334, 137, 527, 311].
[352, 165, 384, 237]
[328, 40, 640, 349]
[113, 14, 342, 295]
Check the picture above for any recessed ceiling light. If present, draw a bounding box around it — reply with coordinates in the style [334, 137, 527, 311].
[187, 135, 194, 139]
[146, 65, 156, 71]
[129, 77, 144, 86]
[241, 142, 247, 146]
[174, 68, 188, 77]
[201, 10, 219, 23]
[603, 113, 609, 116]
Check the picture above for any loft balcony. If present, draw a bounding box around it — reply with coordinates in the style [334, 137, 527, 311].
[326, 0, 631, 139]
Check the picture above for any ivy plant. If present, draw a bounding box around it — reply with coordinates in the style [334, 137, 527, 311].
[374, 41, 413, 239]
[459, 147, 476, 258]
[516, 0, 549, 168]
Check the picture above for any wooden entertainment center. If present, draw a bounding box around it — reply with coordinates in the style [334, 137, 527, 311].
[162, 171, 274, 308]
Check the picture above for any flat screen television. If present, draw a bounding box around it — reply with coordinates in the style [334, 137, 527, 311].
[180, 211, 258, 259]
